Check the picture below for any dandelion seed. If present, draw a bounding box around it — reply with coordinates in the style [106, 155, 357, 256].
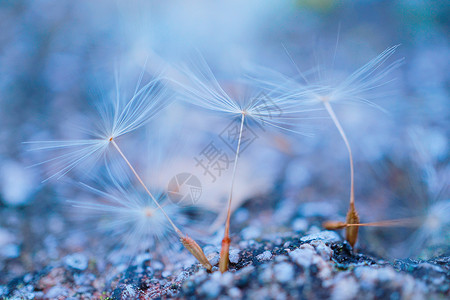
[251, 46, 402, 248]
[26, 67, 212, 270]
[70, 160, 208, 265]
[170, 56, 316, 272]
[74, 180, 179, 258]
[25, 71, 170, 182]
[325, 127, 449, 256]
[250, 45, 403, 109]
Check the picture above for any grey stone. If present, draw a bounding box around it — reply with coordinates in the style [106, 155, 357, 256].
[256, 250, 273, 261]
[229, 248, 240, 264]
[64, 253, 88, 271]
[274, 262, 294, 284]
[300, 231, 341, 243]
[289, 245, 316, 268]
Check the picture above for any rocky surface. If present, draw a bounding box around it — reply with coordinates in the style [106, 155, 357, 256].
[1, 191, 449, 300]
[1, 176, 448, 300]
[2, 218, 449, 299]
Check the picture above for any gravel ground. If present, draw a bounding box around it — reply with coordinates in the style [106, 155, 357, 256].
[1, 197, 449, 300]
[1, 1, 448, 299]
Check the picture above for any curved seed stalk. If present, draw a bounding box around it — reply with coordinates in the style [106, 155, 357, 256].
[322, 98, 360, 247]
[110, 138, 212, 271]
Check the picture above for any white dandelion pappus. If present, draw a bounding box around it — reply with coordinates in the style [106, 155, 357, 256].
[73, 174, 186, 259]
[250, 45, 403, 247]
[317, 45, 402, 247]
[25, 72, 170, 182]
[171, 56, 318, 136]
[315, 45, 403, 109]
[26, 67, 214, 270]
[251, 45, 403, 110]
[169, 56, 318, 272]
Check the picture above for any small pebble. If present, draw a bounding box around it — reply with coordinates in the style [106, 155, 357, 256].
[310, 240, 333, 260]
[124, 285, 136, 298]
[152, 260, 164, 271]
[45, 285, 67, 299]
[275, 255, 288, 262]
[208, 253, 220, 266]
[220, 272, 234, 287]
[289, 246, 316, 269]
[228, 287, 242, 298]
[300, 231, 341, 243]
[200, 280, 221, 298]
[274, 262, 294, 284]
[64, 253, 88, 271]
[203, 245, 218, 256]
[256, 250, 273, 261]
[229, 248, 240, 264]
[259, 265, 274, 284]
[331, 276, 359, 300]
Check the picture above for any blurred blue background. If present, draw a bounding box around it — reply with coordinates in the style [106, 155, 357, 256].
[0, 0, 448, 284]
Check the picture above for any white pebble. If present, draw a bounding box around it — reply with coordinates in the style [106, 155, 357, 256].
[256, 250, 273, 261]
[289, 247, 316, 268]
[274, 262, 294, 283]
[207, 253, 220, 266]
[300, 231, 341, 243]
[229, 248, 240, 264]
[228, 287, 242, 298]
[201, 280, 221, 298]
[64, 253, 88, 271]
[310, 240, 333, 260]
[331, 276, 359, 300]
[45, 286, 67, 299]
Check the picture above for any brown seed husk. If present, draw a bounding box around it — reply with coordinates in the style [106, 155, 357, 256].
[345, 202, 360, 248]
[181, 236, 212, 271]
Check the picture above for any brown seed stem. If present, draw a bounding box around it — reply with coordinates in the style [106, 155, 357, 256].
[219, 113, 246, 273]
